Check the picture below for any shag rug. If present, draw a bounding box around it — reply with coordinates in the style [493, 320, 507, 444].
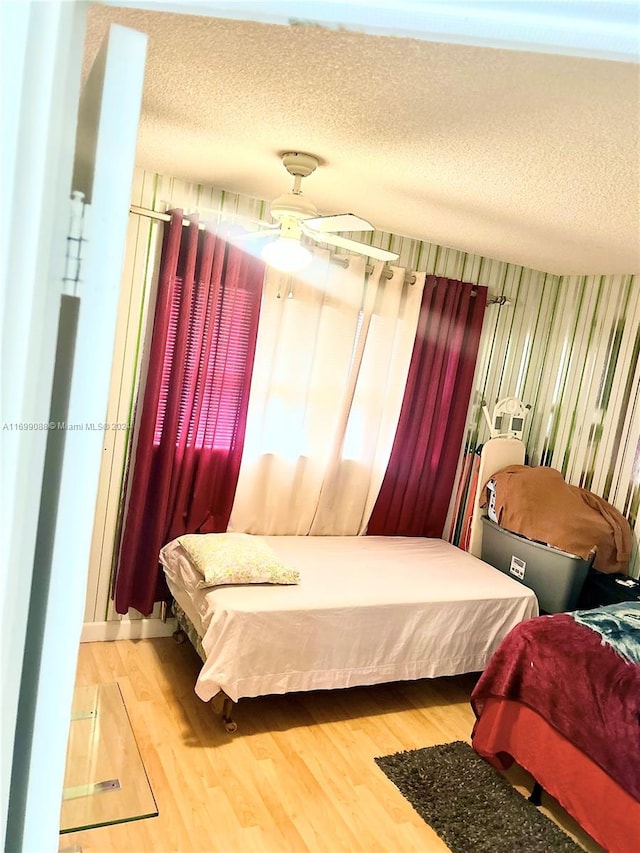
[374, 740, 582, 853]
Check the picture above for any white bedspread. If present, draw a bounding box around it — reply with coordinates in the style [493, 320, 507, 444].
[162, 535, 538, 702]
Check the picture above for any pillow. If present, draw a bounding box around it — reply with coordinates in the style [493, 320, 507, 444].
[176, 532, 300, 589]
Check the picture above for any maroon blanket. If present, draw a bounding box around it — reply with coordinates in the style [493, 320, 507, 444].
[471, 613, 640, 800]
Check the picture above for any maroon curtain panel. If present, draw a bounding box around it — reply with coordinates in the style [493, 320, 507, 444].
[367, 276, 487, 537]
[113, 211, 264, 615]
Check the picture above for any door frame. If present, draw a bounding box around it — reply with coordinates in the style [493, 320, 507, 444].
[2, 4, 147, 850]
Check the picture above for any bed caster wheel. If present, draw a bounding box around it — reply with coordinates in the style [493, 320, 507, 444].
[172, 629, 186, 644]
[218, 695, 237, 731]
[529, 781, 543, 806]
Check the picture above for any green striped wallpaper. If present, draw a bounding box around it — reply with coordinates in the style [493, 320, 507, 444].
[384, 236, 639, 577]
[105, 170, 640, 594]
[474, 272, 639, 578]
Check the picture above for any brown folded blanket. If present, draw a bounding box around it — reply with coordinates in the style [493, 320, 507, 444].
[480, 465, 632, 574]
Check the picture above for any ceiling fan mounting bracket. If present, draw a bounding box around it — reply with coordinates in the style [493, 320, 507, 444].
[281, 152, 319, 178]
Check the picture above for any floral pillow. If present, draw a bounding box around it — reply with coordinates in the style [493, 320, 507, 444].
[176, 532, 300, 589]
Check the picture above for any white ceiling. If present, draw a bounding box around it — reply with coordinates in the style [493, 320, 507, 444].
[84, 3, 640, 275]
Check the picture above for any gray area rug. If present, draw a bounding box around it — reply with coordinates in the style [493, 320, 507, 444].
[375, 740, 582, 853]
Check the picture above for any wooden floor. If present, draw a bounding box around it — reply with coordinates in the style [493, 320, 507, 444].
[61, 637, 604, 853]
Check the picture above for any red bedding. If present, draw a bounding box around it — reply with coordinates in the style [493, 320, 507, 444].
[472, 699, 640, 853]
[470, 612, 640, 801]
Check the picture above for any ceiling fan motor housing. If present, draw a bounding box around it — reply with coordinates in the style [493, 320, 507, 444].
[270, 191, 318, 222]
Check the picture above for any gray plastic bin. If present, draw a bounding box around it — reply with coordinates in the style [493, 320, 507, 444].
[480, 517, 593, 613]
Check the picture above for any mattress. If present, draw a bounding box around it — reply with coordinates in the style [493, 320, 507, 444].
[162, 535, 538, 702]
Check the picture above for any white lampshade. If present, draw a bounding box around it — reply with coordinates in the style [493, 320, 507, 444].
[261, 237, 313, 273]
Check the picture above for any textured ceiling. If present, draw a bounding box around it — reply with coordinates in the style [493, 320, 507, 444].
[83, 5, 640, 275]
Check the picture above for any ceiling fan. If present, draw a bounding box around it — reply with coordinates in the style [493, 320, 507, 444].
[245, 152, 399, 272]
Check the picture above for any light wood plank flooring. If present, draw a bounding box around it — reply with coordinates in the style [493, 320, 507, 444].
[61, 637, 604, 853]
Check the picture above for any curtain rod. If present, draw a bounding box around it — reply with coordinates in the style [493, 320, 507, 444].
[129, 204, 403, 278]
[129, 205, 508, 303]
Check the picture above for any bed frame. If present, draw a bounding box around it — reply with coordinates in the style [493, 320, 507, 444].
[471, 607, 640, 853]
[473, 698, 640, 852]
[164, 437, 536, 733]
[171, 600, 238, 732]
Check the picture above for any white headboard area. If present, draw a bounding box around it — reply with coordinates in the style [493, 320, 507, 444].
[468, 437, 526, 557]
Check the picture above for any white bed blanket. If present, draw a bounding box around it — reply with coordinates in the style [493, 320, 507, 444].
[162, 535, 538, 702]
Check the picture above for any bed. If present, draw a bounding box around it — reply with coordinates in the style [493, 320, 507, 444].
[161, 533, 538, 731]
[470, 603, 640, 853]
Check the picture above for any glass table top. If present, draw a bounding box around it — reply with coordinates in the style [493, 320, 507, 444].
[59, 682, 157, 834]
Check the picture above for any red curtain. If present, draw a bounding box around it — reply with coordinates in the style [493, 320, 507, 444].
[113, 211, 264, 615]
[367, 276, 487, 537]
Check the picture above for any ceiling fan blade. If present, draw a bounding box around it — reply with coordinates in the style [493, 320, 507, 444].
[186, 206, 277, 231]
[250, 219, 279, 229]
[306, 230, 399, 261]
[231, 228, 280, 242]
[303, 213, 374, 233]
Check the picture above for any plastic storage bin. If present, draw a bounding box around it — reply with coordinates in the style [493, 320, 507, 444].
[480, 517, 593, 613]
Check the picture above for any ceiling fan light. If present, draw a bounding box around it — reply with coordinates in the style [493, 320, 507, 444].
[261, 237, 313, 273]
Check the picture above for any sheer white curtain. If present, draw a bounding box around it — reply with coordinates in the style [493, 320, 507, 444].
[229, 249, 425, 534]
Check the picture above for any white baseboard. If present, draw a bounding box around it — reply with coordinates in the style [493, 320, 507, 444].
[81, 616, 177, 642]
